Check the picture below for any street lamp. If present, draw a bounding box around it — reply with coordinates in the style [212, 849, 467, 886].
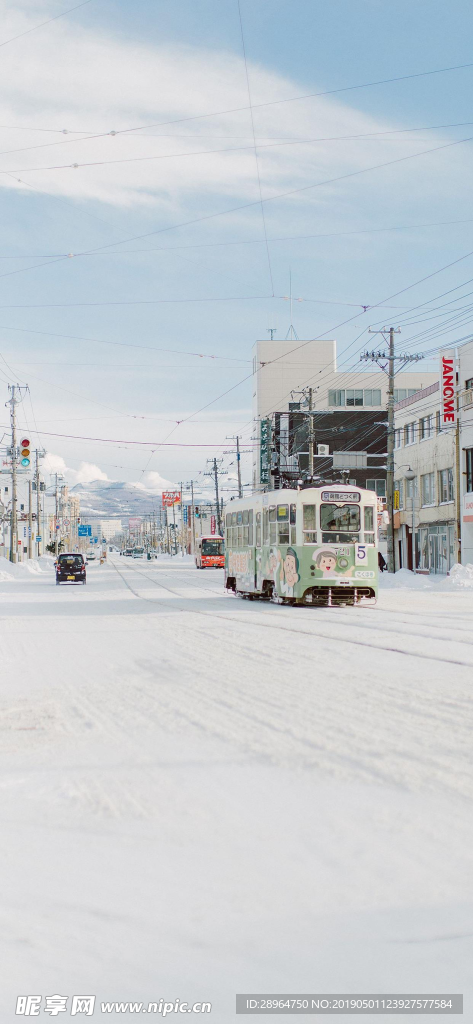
[398, 465, 416, 570]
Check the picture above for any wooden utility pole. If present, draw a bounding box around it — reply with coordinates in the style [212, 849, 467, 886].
[362, 329, 423, 573]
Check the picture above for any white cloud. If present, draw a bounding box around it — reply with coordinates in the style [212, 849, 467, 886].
[0, 1, 469, 215]
[133, 470, 177, 493]
[43, 452, 109, 484]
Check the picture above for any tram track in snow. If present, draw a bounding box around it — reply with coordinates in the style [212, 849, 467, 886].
[111, 560, 473, 670]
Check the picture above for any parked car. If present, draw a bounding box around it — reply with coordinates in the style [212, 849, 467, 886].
[56, 553, 86, 585]
[86, 551, 96, 561]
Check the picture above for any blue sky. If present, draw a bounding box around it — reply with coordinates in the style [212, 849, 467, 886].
[1, 0, 473, 494]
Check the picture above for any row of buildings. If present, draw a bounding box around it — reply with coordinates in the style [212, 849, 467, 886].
[251, 335, 473, 574]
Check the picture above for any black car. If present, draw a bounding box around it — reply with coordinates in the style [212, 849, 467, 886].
[56, 553, 87, 585]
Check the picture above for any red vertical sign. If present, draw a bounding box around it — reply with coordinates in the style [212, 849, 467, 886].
[210, 515, 216, 535]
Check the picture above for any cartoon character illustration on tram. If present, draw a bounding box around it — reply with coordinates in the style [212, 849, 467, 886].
[279, 547, 300, 597]
[312, 547, 354, 578]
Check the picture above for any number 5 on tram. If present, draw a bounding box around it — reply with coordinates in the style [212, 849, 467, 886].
[224, 485, 378, 606]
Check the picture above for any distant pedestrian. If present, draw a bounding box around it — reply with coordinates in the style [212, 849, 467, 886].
[378, 551, 387, 573]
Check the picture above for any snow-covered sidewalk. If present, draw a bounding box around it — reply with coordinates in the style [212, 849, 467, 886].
[0, 558, 471, 1020]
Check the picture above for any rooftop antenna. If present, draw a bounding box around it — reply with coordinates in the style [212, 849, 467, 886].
[285, 269, 299, 340]
[267, 328, 277, 340]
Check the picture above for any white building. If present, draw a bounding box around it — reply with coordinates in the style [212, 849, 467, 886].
[252, 338, 436, 487]
[393, 383, 457, 574]
[100, 519, 122, 542]
[458, 340, 473, 564]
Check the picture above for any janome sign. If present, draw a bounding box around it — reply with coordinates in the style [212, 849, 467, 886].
[463, 493, 473, 523]
[440, 350, 456, 427]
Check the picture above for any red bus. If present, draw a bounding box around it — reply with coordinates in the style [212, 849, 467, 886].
[195, 535, 224, 569]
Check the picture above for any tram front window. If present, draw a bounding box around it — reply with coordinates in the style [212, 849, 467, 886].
[201, 540, 224, 556]
[320, 503, 360, 543]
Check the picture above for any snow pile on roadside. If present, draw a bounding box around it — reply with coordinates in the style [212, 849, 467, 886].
[444, 562, 473, 588]
[0, 556, 53, 579]
[379, 568, 433, 590]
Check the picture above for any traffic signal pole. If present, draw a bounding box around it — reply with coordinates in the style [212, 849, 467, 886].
[28, 479, 33, 559]
[35, 452, 41, 556]
[9, 386, 18, 562]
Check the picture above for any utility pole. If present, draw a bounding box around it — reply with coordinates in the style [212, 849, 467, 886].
[6, 384, 28, 563]
[291, 387, 317, 481]
[55, 473, 60, 558]
[28, 479, 33, 559]
[213, 459, 222, 536]
[308, 387, 314, 479]
[35, 451, 41, 556]
[205, 458, 223, 535]
[362, 329, 423, 573]
[226, 435, 243, 498]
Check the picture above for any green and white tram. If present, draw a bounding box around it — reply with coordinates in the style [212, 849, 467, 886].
[224, 485, 378, 606]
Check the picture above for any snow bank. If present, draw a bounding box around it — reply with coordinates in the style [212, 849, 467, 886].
[0, 555, 53, 579]
[444, 562, 473, 589]
[380, 564, 473, 591]
[379, 568, 433, 590]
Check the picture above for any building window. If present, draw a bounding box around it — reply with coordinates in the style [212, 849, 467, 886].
[421, 472, 435, 506]
[394, 428, 402, 449]
[346, 389, 363, 406]
[366, 479, 386, 498]
[466, 448, 473, 493]
[328, 389, 345, 406]
[364, 389, 382, 406]
[419, 415, 433, 440]
[406, 476, 417, 501]
[394, 388, 420, 403]
[394, 479, 404, 509]
[404, 421, 416, 445]
[436, 410, 441, 433]
[466, 378, 473, 390]
[438, 468, 454, 503]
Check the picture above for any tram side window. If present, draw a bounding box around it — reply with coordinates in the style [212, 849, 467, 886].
[290, 504, 297, 544]
[263, 508, 269, 545]
[256, 511, 261, 547]
[269, 505, 277, 545]
[231, 512, 237, 548]
[364, 506, 375, 545]
[237, 511, 243, 547]
[303, 504, 317, 544]
[248, 509, 254, 545]
[321, 503, 360, 543]
[242, 509, 249, 545]
[277, 504, 289, 544]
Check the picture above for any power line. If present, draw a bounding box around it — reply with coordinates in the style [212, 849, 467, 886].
[0, 0, 95, 49]
[237, 0, 274, 296]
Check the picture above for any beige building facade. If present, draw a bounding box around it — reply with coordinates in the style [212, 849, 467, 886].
[393, 383, 458, 573]
[253, 338, 436, 488]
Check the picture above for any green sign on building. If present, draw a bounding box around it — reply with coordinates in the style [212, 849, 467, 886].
[260, 418, 271, 485]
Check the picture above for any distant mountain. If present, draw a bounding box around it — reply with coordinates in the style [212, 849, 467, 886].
[70, 480, 163, 519]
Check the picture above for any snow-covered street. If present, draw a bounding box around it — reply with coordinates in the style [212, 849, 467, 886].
[1, 556, 472, 1020]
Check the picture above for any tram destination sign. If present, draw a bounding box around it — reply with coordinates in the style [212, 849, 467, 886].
[321, 490, 360, 502]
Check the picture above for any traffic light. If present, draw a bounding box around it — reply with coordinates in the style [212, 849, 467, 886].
[20, 438, 30, 467]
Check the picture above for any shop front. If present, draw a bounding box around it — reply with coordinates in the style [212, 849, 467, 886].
[417, 522, 456, 574]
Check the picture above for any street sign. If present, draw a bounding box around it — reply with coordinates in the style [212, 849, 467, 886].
[36, 536, 42, 542]
[78, 525, 91, 537]
[210, 515, 216, 535]
[93, 537, 98, 543]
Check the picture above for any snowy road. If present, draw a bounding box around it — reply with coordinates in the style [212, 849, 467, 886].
[1, 556, 472, 1020]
